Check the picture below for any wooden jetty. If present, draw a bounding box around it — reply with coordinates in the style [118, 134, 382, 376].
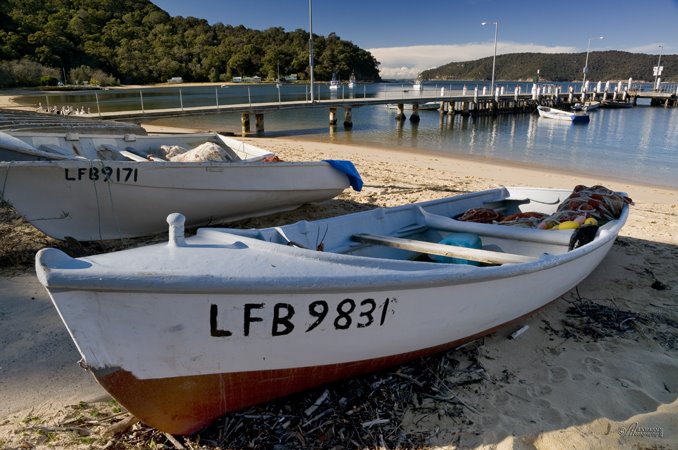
[21, 81, 676, 136]
[69, 89, 594, 135]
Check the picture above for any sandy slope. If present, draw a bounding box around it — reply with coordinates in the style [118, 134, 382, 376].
[0, 128, 676, 449]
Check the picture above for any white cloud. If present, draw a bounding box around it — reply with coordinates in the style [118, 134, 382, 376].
[369, 42, 576, 79]
[623, 43, 672, 54]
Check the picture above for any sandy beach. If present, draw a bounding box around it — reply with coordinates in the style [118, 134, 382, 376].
[0, 115, 676, 448]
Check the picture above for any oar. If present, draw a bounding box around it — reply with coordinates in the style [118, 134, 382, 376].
[352, 233, 538, 265]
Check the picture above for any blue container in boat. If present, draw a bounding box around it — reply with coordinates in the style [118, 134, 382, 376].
[431, 232, 482, 265]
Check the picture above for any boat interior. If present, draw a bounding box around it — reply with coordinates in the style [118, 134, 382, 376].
[1, 131, 272, 162]
[221, 190, 610, 267]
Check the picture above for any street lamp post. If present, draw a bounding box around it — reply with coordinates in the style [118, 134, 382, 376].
[582, 36, 604, 92]
[308, 0, 315, 102]
[481, 21, 498, 94]
[654, 44, 663, 91]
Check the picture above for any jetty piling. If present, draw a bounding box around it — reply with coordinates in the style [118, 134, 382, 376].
[410, 104, 420, 122]
[241, 113, 250, 135]
[343, 106, 353, 128]
[395, 104, 406, 122]
[255, 113, 264, 136]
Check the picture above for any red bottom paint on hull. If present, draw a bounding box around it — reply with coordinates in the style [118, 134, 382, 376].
[95, 338, 475, 434]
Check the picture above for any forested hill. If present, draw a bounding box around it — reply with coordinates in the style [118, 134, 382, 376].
[0, 0, 380, 86]
[420, 51, 677, 83]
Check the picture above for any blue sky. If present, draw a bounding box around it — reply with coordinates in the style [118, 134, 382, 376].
[152, 0, 678, 78]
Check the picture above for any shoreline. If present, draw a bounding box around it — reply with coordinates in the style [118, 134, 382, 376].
[0, 109, 676, 448]
[3, 87, 677, 191]
[290, 132, 678, 194]
[143, 123, 678, 209]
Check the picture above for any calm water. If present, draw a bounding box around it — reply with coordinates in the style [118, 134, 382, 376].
[22, 82, 678, 188]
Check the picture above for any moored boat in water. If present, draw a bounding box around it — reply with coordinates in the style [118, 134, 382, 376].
[36, 185, 631, 434]
[537, 105, 590, 122]
[583, 100, 601, 111]
[601, 100, 633, 108]
[572, 100, 601, 112]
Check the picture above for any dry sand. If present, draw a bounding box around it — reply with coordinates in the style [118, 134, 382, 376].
[0, 121, 676, 448]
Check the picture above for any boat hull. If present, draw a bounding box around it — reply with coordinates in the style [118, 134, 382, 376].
[0, 160, 349, 240]
[92, 315, 537, 435]
[41, 233, 616, 433]
[601, 100, 632, 108]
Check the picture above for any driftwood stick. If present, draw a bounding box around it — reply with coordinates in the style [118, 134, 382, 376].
[361, 418, 390, 428]
[304, 389, 329, 417]
[164, 432, 186, 449]
[393, 371, 425, 388]
[102, 414, 140, 437]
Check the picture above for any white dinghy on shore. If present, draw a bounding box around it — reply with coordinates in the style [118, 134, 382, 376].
[0, 131, 361, 240]
[36, 185, 630, 434]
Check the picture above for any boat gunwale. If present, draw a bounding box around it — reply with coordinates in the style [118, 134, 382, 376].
[1, 131, 275, 162]
[35, 196, 628, 294]
[0, 158, 339, 169]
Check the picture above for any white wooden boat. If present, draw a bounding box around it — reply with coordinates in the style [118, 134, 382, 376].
[537, 105, 590, 123]
[0, 132, 359, 240]
[36, 185, 630, 434]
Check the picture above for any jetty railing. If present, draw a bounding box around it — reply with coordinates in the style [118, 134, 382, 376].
[19, 78, 677, 134]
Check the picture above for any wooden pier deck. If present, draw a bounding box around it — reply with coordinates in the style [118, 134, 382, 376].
[80, 90, 577, 134]
[82, 92, 529, 120]
[628, 89, 678, 107]
[21, 83, 674, 136]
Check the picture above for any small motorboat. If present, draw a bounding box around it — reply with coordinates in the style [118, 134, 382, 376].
[582, 100, 601, 111]
[537, 105, 590, 122]
[601, 100, 633, 108]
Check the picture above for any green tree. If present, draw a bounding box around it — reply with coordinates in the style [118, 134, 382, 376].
[1, 0, 382, 85]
